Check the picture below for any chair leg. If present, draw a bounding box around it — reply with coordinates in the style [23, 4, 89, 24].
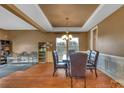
[71, 77, 73, 88]
[53, 69, 57, 77]
[65, 68, 68, 77]
[90, 69, 93, 73]
[67, 67, 70, 77]
[84, 77, 86, 88]
[95, 68, 97, 77]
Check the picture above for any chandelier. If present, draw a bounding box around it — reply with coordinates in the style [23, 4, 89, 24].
[61, 17, 72, 59]
[62, 32, 72, 40]
[62, 17, 73, 41]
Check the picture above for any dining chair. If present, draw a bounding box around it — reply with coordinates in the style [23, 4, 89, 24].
[68, 50, 76, 56]
[52, 50, 68, 77]
[87, 50, 92, 61]
[86, 50, 99, 77]
[70, 52, 87, 88]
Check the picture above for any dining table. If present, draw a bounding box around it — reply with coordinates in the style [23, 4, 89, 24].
[62, 51, 88, 76]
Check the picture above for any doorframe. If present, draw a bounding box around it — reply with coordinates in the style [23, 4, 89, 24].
[90, 26, 98, 50]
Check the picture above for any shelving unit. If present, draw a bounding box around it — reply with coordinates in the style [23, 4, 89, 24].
[38, 42, 53, 63]
[38, 42, 46, 63]
[0, 40, 12, 64]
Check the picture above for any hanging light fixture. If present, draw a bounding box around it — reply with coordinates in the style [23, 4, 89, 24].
[61, 17, 72, 60]
[61, 17, 73, 40]
[62, 32, 72, 40]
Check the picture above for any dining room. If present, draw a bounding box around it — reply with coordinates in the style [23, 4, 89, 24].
[0, 4, 124, 88]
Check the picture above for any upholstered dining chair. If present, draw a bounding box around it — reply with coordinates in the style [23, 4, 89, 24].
[86, 50, 99, 77]
[52, 50, 68, 77]
[70, 52, 87, 88]
[68, 50, 76, 56]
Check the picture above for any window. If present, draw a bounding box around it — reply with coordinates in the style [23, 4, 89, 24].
[56, 37, 79, 60]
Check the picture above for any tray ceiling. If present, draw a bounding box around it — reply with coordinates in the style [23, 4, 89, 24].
[0, 4, 123, 32]
[40, 4, 98, 27]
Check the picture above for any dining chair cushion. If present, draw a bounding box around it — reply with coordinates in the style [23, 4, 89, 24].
[86, 63, 95, 69]
[56, 62, 67, 68]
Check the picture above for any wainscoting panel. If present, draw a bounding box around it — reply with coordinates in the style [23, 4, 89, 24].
[97, 53, 124, 85]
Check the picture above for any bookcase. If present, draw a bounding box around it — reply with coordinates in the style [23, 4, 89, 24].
[0, 40, 12, 64]
[38, 42, 46, 63]
[38, 42, 53, 63]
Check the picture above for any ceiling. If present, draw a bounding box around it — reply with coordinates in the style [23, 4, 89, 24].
[0, 4, 123, 32]
[40, 4, 98, 27]
[0, 6, 36, 30]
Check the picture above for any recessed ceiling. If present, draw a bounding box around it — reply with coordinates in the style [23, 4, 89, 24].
[0, 6, 37, 30]
[39, 4, 98, 27]
[0, 4, 123, 32]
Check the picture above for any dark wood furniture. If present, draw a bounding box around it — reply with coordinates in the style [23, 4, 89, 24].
[52, 50, 68, 77]
[70, 52, 87, 88]
[86, 50, 99, 77]
[0, 40, 12, 64]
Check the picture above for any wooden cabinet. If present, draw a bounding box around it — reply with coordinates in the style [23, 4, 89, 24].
[0, 40, 12, 64]
[38, 42, 53, 63]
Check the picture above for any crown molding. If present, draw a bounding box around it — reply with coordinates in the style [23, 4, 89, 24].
[43, 4, 123, 32]
[15, 4, 53, 31]
[1, 4, 123, 32]
[82, 4, 123, 31]
[1, 4, 45, 32]
[52, 27, 84, 32]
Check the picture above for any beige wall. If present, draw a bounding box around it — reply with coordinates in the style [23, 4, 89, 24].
[7, 30, 55, 53]
[95, 6, 124, 56]
[0, 29, 8, 40]
[87, 31, 91, 50]
[96, 6, 124, 85]
[7, 30, 88, 53]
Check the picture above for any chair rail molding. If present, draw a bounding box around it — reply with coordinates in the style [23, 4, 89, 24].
[97, 53, 124, 86]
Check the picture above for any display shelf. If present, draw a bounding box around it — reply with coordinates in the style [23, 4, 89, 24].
[0, 40, 12, 65]
[38, 42, 53, 63]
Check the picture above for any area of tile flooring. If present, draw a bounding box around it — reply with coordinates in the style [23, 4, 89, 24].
[0, 63, 123, 88]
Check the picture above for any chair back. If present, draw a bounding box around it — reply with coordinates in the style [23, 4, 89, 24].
[89, 50, 99, 66]
[70, 52, 87, 77]
[68, 50, 75, 56]
[87, 50, 92, 60]
[52, 50, 59, 67]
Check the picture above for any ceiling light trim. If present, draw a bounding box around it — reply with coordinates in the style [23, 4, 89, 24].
[52, 27, 85, 32]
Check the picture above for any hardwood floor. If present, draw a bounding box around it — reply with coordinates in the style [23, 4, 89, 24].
[0, 63, 123, 88]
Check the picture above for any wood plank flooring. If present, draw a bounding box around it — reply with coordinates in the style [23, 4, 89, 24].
[0, 63, 123, 88]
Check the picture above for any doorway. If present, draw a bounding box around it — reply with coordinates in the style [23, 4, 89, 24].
[90, 26, 98, 50]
